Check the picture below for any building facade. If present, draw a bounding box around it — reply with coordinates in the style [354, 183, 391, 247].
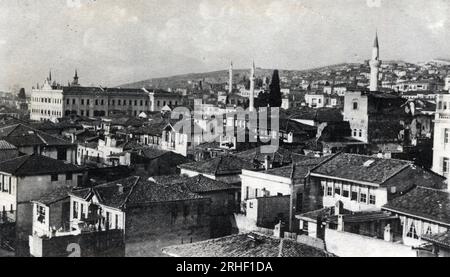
[30, 74, 181, 122]
[432, 94, 450, 178]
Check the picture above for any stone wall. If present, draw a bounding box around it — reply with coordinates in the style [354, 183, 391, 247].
[124, 199, 211, 257]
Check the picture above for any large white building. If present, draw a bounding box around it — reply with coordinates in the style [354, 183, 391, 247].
[432, 94, 450, 178]
[30, 72, 181, 122]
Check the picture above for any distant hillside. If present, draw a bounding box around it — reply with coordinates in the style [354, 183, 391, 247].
[117, 63, 362, 89]
[118, 68, 280, 89]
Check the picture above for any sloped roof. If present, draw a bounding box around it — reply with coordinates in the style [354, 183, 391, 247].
[0, 154, 84, 176]
[288, 107, 343, 122]
[151, 174, 236, 193]
[0, 123, 73, 147]
[234, 146, 303, 165]
[183, 175, 235, 193]
[178, 155, 254, 176]
[71, 176, 204, 209]
[70, 176, 139, 208]
[34, 186, 73, 205]
[264, 156, 331, 180]
[0, 140, 17, 150]
[383, 187, 450, 226]
[126, 178, 204, 206]
[162, 232, 334, 257]
[422, 231, 450, 248]
[311, 153, 411, 185]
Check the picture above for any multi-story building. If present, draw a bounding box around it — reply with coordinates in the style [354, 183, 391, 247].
[29, 176, 212, 256]
[30, 72, 181, 122]
[309, 153, 445, 212]
[0, 154, 85, 255]
[432, 94, 450, 178]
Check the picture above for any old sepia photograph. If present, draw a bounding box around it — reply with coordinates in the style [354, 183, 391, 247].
[0, 0, 449, 263]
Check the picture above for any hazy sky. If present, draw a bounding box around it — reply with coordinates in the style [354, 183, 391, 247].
[0, 0, 449, 91]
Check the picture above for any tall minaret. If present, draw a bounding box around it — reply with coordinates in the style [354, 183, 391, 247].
[249, 60, 255, 111]
[228, 62, 233, 94]
[369, 32, 381, 92]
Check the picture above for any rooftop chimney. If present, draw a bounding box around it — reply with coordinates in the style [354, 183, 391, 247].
[117, 184, 124, 194]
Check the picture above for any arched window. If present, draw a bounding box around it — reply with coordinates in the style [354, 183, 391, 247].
[352, 100, 358, 110]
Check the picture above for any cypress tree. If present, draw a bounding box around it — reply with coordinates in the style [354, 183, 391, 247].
[269, 70, 281, 107]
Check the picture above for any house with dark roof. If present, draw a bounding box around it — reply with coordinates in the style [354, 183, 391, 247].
[122, 148, 192, 177]
[288, 107, 344, 127]
[62, 176, 211, 256]
[310, 153, 446, 213]
[343, 90, 434, 162]
[0, 139, 19, 162]
[382, 186, 450, 247]
[239, 156, 330, 232]
[0, 123, 76, 164]
[178, 155, 254, 184]
[233, 145, 305, 169]
[0, 154, 85, 253]
[150, 174, 240, 237]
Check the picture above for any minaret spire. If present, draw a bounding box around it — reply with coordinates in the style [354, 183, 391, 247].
[249, 60, 255, 112]
[373, 30, 379, 48]
[369, 31, 381, 92]
[228, 61, 233, 94]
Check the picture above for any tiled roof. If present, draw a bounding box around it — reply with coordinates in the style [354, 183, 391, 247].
[71, 176, 204, 209]
[234, 146, 303, 165]
[264, 156, 330, 180]
[0, 123, 73, 147]
[162, 232, 334, 257]
[134, 122, 167, 136]
[383, 187, 450, 226]
[62, 86, 148, 96]
[178, 155, 254, 176]
[311, 153, 411, 185]
[381, 165, 447, 192]
[0, 140, 17, 150]
[70, 176, 139, 208]
[288, 108, 343, 122]
[422, 231, 450, 248]
[34, 186, 73, 205]
[126, 178, 204, 206]
[150, 174, 235, 193]
[183, 175, 235, 193]
[0, 154, 84, 176]
[149, 175, 189, 185]
[279, 119, 317, 135]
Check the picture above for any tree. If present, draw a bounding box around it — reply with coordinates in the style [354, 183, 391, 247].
[18, 88, 26, 100]
[255, 90, 270, 108]
[269, 70, 282, 107]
